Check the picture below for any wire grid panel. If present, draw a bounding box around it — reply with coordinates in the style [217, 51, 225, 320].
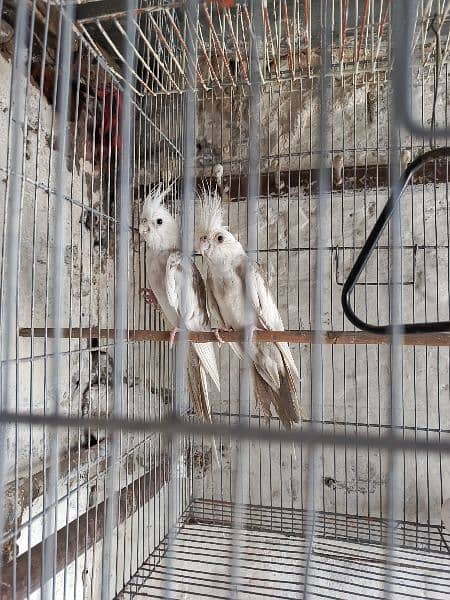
[1, 1, 450, 600]
[120, 521, 450, 599]
[0, 1, 187, 598]
[193, 68, 450, 530]
[75, 0, 450, 91]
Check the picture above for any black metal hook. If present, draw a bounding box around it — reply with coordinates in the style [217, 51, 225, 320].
[341, 147, 450, 334]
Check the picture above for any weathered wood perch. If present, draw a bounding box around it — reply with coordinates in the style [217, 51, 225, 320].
[19, 327, 450, 346]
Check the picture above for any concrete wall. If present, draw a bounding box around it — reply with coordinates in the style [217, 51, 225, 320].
[196, 72, 448, 176]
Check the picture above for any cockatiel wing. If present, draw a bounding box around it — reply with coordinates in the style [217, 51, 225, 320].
[165, 251, 220, 392]
[166, 251, 208, 329]
[239, 259, 299, 380]
[238, 259, 284, 331]
[205, 268, 243, 360]
[236, 258, 301, 428]
[205, 268, 226, 328]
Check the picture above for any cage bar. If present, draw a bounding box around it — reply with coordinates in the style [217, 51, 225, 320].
[1, 1, 450, 599]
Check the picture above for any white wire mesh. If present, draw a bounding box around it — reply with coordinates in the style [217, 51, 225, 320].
[1, 1, 450, 599]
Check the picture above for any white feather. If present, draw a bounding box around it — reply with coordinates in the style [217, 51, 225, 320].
[165, 252, 220, 391]
[198, 191, 301, 428]
[197, 185, 224, 238]
[140, 185, 221, 402]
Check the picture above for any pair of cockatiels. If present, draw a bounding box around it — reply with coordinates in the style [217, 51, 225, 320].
[139, 184, 301, 442]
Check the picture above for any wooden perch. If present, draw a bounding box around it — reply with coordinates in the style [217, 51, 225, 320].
[19, 327, 450, 346]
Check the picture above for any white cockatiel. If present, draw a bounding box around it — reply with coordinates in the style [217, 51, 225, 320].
[139, 184, 220, 456]
[196, 188, 301, 430]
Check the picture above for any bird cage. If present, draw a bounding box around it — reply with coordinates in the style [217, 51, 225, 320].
[1, 0, 450, 598]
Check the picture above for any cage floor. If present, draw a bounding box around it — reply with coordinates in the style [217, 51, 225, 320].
[120, 522, 450, 599]
[188, 499, 450, 553]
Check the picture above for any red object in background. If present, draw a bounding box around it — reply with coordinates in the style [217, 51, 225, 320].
[30, 63, 57, 106]
[206, 0, 236, 8]
[96, 86, 123, 161]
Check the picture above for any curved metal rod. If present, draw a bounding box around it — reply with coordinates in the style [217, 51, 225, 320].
[341, 147, 450, 334]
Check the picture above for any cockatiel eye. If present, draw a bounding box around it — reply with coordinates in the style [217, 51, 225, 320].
[217, 234, 224, 243]
[156, 218, 163, 225]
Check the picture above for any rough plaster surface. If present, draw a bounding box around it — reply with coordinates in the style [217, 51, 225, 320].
[140, 70, 450, 181]
[0, 49, 108, 480]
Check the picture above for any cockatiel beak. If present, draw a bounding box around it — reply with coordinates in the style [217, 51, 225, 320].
[139, 216, 150, 237]
[198, 235, 210, 256]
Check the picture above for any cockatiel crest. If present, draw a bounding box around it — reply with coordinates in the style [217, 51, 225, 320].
[197, 184, 224, 236]
[139, 182, 179, 253]
[196, 185, 241, 262]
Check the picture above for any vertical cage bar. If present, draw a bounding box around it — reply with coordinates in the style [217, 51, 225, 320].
[303, 0, 331, 596]
[228, 0, 263, 598]
[42, 2, 74, 598]
[385, 1, 408, 596]
[0, 0, 29, 579]
[162, 0, 198, 597]
[101, 1, 136, 598]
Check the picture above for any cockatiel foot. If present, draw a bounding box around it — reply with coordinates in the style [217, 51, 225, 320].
[248, 326, 263, 341]
[213, 326, 234, 346]
[213, 329, 224, 346]
[169, 327, 180, 349]
[140, 287, 159, 307]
